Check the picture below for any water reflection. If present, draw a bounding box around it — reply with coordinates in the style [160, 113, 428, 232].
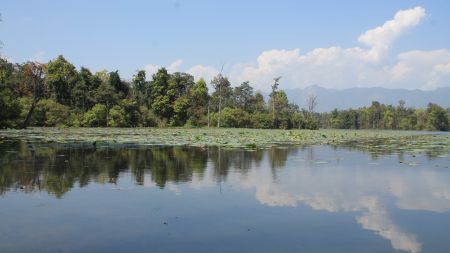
[1, 141, 450, 253]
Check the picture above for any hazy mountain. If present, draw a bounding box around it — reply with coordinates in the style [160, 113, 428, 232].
[280, 85, 450, 112]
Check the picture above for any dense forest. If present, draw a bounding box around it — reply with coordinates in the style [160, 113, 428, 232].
[1, 56, 449, 131]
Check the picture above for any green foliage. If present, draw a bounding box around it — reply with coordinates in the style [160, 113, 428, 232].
[140, 106, 158, 127]
[132, 70, 147, 106]
[251, 112, 272, 129]
[0, 86, 21, 128]
[1, 55, 449, 131]
[210, 107, 253, 128]
[172, 96, 191, 126]
[109, 71, 129, 98]
[108, 105, 127, 127]
[233, 81, 254, 112]
[253, 92, 267, 113]
[210, 74, 233, 112]
[25, 99, 71, 127]
[72, 67, 100, 111]
[149, 68, 170, 118]
[427, 103, 449, 131]
[82, 104, 107, 127]
[45, 55, 79, 105]
[120, 99, 140, 127]
[94, 82, 118, 109]
[187, 78, 209, 126]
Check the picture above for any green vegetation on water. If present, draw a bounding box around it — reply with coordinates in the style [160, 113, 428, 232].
[1, 128, 449, 153]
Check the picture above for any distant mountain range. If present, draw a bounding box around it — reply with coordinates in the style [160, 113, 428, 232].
[278, 86, 450, 112]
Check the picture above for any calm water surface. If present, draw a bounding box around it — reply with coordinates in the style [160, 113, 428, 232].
[1, 140, 450, 253]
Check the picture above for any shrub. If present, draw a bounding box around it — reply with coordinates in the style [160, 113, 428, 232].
[108, 105, 126, 127]
[82, 104, 107, 127]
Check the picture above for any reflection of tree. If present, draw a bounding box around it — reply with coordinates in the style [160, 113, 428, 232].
[0, 143, 212, 196]
[207, 147, 265, 183]
[0, 142, 283, 197]
[267, 147, 298, 180]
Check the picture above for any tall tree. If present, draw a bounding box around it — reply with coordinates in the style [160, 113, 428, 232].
[94, 82, 118, 126]
[269, 77, 281, 127]
[211, 74, 232, 128]
[233, 81, 254, 112]
[427, 103, 449, 131]
[109, 70, 129, 98]
[253, 92, 266, 113]
[72, 67, 100, 112]
[149, 68, 171, 119]
[45, 55, 79, 106]
[22, 61, 46, 129]
[187, 78, 209, 125]
[132, 70, 147, 106]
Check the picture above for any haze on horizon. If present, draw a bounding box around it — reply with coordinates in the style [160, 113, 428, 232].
[1, 0, 450, 92]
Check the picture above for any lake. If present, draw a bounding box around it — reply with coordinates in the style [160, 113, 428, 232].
[1, 140, 450, 253]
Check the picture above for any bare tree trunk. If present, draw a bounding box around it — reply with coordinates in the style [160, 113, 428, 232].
[207, 99, 211, 128]
[22, 99, 37, 129]
[217, 86, 222, 128]
[106, 102, 109, 127]
[272, 97, 275, 128]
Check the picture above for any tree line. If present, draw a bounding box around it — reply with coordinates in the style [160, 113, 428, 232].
[318, 100, 449, 131]
[1, 55, 449, 131]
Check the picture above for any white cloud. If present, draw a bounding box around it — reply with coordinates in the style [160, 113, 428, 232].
[358, 6, 426, 62]
[227, 6, 435, 91]
[141, 59, 184, 80]
[186, 65, 220, 83]
[142, 63, 160, 78]
[167, 59, 183, 73]
[141, 6, 450, 91]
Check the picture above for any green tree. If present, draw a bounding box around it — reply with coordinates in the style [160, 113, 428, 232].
[45, 55, 79, 106]
[211, 74, 232, 127]
[149, 68, 171, 119]
[329, 109, 341, 128]
[0, 86, 20, 128]
[253, 92, 266, 113]
[32, 99, 71, 127]
[427, 103, 449, 131]
[168, 72, 194, 102]
[172, 96, 191, 126]
[94, 82, 119, 126]
[120, 98, 140, 127]
[269, 77, 281, 127]
[109, 70, 129, 98]
[82, 104, 107, 127]
[108, 105, 127, 127]
[132, 70, 147, 106]
[72, 67, 100, 112]
[233, 81, 254, 112]
[187, 78, 209, 126]
[210, 107, 252, 128]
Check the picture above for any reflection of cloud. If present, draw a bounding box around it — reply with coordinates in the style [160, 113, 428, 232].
[357, 197, 421, 253]
[249, 173, 422, 252]
[178, 148, 450, 253]
[166, 183, 181, 195]
[227, 157, 450, 253]
[390, 171, 450, 213]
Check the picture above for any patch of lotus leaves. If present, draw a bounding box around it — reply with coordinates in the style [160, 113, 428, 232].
[0, 128, 449, 155]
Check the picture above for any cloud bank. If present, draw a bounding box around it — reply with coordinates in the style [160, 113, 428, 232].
[142, 6, 450, 91]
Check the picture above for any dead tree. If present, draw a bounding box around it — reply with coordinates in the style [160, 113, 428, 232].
[22, 62, 46, 129]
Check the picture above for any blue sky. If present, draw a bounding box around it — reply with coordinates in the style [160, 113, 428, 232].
[1, 0, 450, 90]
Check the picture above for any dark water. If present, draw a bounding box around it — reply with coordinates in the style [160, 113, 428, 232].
[1, 141, 450, 253]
